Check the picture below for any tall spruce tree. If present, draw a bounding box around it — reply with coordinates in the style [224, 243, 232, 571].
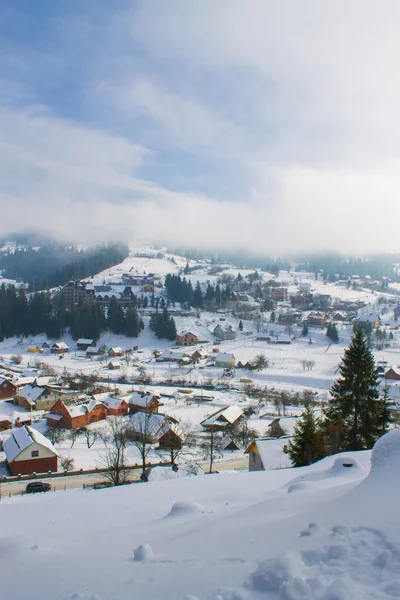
[288, 406, 325, 467]
[324, 327, 390, 452]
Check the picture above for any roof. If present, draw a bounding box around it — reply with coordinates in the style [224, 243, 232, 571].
[215, 352, 235, 362]
[52, 342, 69, 350]
[245, 439, 292, 470]
[18, 384, 45, 405]
[177, 330, 198, 337]
[387, 366, 400, 376]
[129, 392, 158, 407]
[3, 426, 59, 462]
[109, 347, 123, 353]
[0, 377, 15, 387]
[201, 405, 243, 427]
[103, 396, 126, 410]
[77, 338, 95, 345]
[129, 412, 168, 435]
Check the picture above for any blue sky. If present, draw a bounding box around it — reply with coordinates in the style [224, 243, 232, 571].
[2, 1, 400, 252]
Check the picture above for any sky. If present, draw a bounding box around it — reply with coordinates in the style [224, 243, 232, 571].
[2, 0, 400, 254]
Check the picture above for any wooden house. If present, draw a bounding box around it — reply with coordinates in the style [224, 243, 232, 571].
[0, 419, 12, 432]
[214, 353, 235, 368]
[0, 378, 17, 400]
[108, 360, 121, 370]
[3, 426, 59, 475]
[384, 366, 400, 381]
[176, 331, 199, 346]
[108, 347, 125, 357]
[76, 338, 96, 351]
[200, 405, 243, 431]
[50, 342, 70, 355]
[128, 392, 160, 414]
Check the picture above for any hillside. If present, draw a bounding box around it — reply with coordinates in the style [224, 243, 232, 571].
[1, 431, 399, 600]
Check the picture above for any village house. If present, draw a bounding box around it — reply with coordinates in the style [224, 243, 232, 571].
[244, 439, 291, 471]
[129, 392, 160, 414]
[384, 366, 400, 381]
[99, 395, 129, 416]
[0, 419, 12, 432]
[269, 287, 288, 302]
[13, 383, 62, 411]
[307, 311, 326, 327]
[108, 347, 125, 357]
[278, 310, 302, 325]
[157, 425, 183, 450]
[76, 338, 96, 351]
[191, 348, 208, 361]
[176, 331, 199, 346]
[200, 405, 243, 431]
[157, 350, 188, 362]
[108, 360, 121, 370]
[214, 352, 235, 368]
[128, 412, 177, 443]
[50, 342, 70, 355]
[47, 398, 108, 429]
[290, 294, 313, 310]
[213, 323, 236, 341]
[0, 377, 17, 400]
[27, 346, 42, 354]
[3, 425, 59, 476]
[354, 312, 381, 329]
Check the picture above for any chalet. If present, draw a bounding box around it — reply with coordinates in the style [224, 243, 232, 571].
[269, 287, 288, 302]
[50, 342, 70, 355]
[176, 331, 199, 346]
[47, 398, 108, 429]
[220, 436, 240, 451]
[76, 339, 96, 351]
[128, 412, 177, 443]
[354, 313, 381, 329]
[141, 284, 155, 293]
[108, 347, 124, 358]
[200, 405, 243, 431]
[157, 425, 183, 450]
[86, 347, 100, 357]
[0, 378, 17, 400]
[14, 384, 62, 411]
[244, 439, 291, 471]
[0, 419, 12, 432]
[332, 311, 348, 322]
[108, 360, 121, 370]
[129, 392, 160, 414]
[191, 348, 208, 361]
[307, 311, 326, 327]
[278, 310, 302, 325]
[384, 366, 400, 381]
[3, 425, 59, 475]
[291, 294, 312, 310]
[213, 324, 236, 341]
[100, 396, 129, 416]
[214, 353, 235, 368]
[42, 341, 51, 349]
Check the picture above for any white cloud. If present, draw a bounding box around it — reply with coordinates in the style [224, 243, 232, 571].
[2, 1, 400, 254]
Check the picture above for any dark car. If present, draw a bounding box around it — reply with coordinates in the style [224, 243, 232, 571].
[25, 481, 52, 494]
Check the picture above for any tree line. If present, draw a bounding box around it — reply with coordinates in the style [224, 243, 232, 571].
[0, 243, 129, 290]
[0, 284, 149, 342]
[288, 328, 391, 467]
[165, 274, 232, 308]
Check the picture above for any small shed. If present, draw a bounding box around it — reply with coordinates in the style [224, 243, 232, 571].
[108, 360, 121, 370]
[108, 347, 125, 357]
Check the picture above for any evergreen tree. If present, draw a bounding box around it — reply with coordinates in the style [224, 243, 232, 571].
[326, 322, 339, 343]
[192, 281, 203, 308]
[239, 320, 243, 331]
[324, 328, 390, 452]
[125, 307, 141, 338]
[107, 298, 125, 334]
[301, 322, 309, 337]
[287, 406, 325, 467]
[270, 311, 276, 323]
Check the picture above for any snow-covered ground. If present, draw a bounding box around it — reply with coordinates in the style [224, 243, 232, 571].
[2, 430, 400, 600]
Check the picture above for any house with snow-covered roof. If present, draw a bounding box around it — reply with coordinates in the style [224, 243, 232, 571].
[200, 405, 243, 431]
[384, 366, 400, 381]
[47, 398, 108, 429]
[108, 347, 124, 357]
[214, 353, 235, 368]
[176, 331, 199, 346]
[0, 377, 17, 400]
[213, 323, 236, 341]
[244, 439, 291, 471]
[3, 425, 59, 475]
[14, 383, 62, 411]
[128, 392, 160, 414]
[50, 342, 70, 354]
[128, 412, 177, 443]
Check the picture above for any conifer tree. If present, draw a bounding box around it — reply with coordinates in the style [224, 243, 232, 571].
[239, 320, 243, 331]
[324, 327, 390, 452]
[326, 322, 339, 343]
[288, 405, 325, 467]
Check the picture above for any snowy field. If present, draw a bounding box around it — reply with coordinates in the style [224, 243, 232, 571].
[1, 430, 400, 600]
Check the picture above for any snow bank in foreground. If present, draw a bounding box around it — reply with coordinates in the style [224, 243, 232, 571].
[247, 523, 400, 599]
[133, 543, 153, 561]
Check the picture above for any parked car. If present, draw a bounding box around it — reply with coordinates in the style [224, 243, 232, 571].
[25, 481, 51, 494]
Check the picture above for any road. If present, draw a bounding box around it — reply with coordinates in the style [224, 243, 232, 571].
[1, 470, 142, 498]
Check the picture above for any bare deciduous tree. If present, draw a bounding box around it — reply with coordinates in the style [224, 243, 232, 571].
[200, 430, 223, 474]
[99, 416, 131, 486]
[46, 426, 66, 445]
[126, 411, 162, 474]
[68, 428, 82, 448]
[158, 420, 196, 466]
[226, 419, 258, 448]
[60, 456, 75, 471]
[10, 354, 23, 365]
[82, 427, 98, 448]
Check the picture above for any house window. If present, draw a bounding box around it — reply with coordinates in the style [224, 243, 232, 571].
[75, 419, 79, 424]
[31, 450, 39, 457]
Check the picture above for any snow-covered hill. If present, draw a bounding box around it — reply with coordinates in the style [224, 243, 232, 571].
[2, 431, 400, 600]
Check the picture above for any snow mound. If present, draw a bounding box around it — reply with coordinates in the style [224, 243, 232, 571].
[287, 481, 321, 494]
[133, 543, 153, 562]
[209, 588, 245, 600]
[166, 500, 207, 518]
[370, 429, 400, 477]
[331, 455, 360, 471]
[247, 525, 400, 599]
